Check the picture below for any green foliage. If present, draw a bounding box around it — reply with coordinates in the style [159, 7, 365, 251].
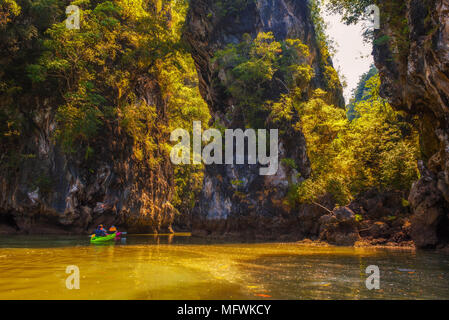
[281, 158, 298, 170]
[212, 17, 417, 208]
[401, 198, 410, 207]
[120, 102, 157, 162]
[160, 49, 210, 212]
[0, 0, 51, 171]
[348, 74, 419, 192]
[0, 0, 21, 26]
[156, 1, 210, 212]
[373, 35, 389, 46]
[346, 64, 378, 120]
[352, 65, 378, 103]
[21, 0, 187, 155]
[231, 179, 244, 186]
[310, 0, 336, 59]
[326, 0, 374, 26]
[55, 99, 103, 154]
[309, 1, 344, 97]
[295, 89, 352, 206]
[213, 32, 313, 128]
[0, 0, 209, 214]
[294, 71, 419, 206]
[323, 65, 340, 90]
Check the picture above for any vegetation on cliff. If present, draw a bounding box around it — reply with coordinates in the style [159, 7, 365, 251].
[0, 0, 422, 232]
[212, 21, 419, 209]
[212, 32, 314, 129]
[0, 0, 209, 216]
[321, 0, 449, 249]
[295, 73, 419, 207]
[346, 64, 378, 120]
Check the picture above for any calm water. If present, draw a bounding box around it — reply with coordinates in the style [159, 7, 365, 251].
[0, 234, 448, 299]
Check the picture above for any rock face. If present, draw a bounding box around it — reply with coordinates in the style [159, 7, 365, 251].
[184, 0, 344, 238]
[373, 0, 449, 248]
[0, 77, 175, 234]
[408, 164, 448, 247]
[300, 191, 413, 246]
[319, 207, 361, 246]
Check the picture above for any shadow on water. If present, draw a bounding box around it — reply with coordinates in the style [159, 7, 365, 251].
[0, 233, 280, 249]
[0, 233, 184, 248]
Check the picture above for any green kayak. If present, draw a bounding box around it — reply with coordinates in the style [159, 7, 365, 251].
[90, 232, 116, 244]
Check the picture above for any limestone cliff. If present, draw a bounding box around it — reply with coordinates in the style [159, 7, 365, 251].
[0, 74, 175, 235]
[184, 0, 345, 238]
[0, 0, 181, 235]
[373, 0, 449, 248]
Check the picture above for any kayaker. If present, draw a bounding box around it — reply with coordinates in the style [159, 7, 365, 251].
[94, 224, 107, 237]
[108, 225, 117, 233]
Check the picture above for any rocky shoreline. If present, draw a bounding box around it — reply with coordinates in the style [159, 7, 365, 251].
[190, 190, 420, 247]
[1, 187, 447, 252]
[0, 188, 440, 252]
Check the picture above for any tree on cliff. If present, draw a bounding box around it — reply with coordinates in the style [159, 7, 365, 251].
[0, 0, 209, 216]
[346, 64, 378, 120]
[295, 69, 419, 207]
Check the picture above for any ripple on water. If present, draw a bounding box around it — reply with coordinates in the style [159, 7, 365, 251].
[0, 235, 448, 299]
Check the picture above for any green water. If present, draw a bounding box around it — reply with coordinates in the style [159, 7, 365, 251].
[0, 234, 448, 300]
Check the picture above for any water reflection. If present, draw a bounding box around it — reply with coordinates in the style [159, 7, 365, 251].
[0, 234, 448, 299]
